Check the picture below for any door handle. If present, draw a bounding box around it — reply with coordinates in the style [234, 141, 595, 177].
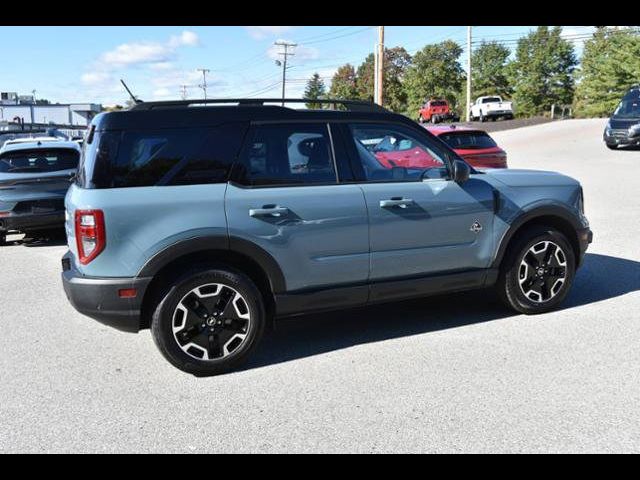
[380, 198, 414, 208]
[249, 206, 289, 217]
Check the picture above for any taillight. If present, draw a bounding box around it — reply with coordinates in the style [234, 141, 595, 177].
[75, 209, 106, 265]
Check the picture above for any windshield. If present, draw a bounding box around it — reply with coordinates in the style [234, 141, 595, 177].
[0, 148, 79, 174]
[613, 98, 640, 118]
[439, 131, 498, 150]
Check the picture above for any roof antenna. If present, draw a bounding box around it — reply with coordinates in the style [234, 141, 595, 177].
[120, 79, 142, 105]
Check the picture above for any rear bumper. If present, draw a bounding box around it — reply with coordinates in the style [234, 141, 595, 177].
[0, 211, 64, 233]
[61, 251, 152, 333]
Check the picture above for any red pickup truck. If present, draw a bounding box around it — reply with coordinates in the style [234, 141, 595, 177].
[418, 99, 459, 124]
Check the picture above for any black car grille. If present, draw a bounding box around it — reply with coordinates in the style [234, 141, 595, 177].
[610, 129, 630, 139]
[13, 199, 65, 214]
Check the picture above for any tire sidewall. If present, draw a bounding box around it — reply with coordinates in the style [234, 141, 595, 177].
[501, 228, 576, 314]
[151, 268, 265, 376]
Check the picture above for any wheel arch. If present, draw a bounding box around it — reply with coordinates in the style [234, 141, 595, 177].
[493, 206, 582, 271]
[138, 236, 285, 330]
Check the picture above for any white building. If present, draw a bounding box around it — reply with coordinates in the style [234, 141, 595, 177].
[0, 101, 101, 127]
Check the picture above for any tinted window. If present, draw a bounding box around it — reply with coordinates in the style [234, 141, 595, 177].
[482, 97, 502, 103]
[614, 98, 640, 118]
[439, 131, 498, 150]
[82, 123, 246, 189]
[236, 124, 336, 186]
[429, 101, 447, 107]
[348, 123, 449, 182]
[0, 148, 79, 173]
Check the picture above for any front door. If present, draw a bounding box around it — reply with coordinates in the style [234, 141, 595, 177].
[343, 122, 496, 281]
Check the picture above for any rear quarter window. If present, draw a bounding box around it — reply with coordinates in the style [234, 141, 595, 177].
[81, 123, 247, 189]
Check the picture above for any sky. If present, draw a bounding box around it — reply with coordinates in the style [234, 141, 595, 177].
[0, 26, 596, 106]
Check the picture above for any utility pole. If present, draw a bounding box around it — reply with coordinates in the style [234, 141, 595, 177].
[466, 26, 472, 122]
[180, 85, 188, 100]
[375, 26, 385, 106]
[197, 68, 210, 100]
[274, 41, 297, 106]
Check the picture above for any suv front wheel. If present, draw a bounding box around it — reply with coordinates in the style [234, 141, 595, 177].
[497, 226, 576, 314]
[151, 267, 266, 376]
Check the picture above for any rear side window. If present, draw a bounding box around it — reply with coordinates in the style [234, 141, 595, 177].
[81, 123, 247, 188]
[0, 148, 79, 174]
[235, 123, 336, 186]
[439, 132, 498, 150]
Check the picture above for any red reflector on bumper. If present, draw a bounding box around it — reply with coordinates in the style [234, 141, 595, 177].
[118, 289, 138, 299]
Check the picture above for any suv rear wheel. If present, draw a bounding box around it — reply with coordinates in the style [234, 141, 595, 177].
[497, 226, 576, 314]
[151, 267, 266, 376]
[0, 232, 6, 246]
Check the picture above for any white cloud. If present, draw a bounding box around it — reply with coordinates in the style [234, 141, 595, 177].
[153, 88, 172, 99]
[245, 26, 296, 40]
[169, 30, 200, 48]
[149, 62, 174, 71]
[81, 71, 112, 86]
[97, 30, 200, 68]
[267, 39, 318, 62]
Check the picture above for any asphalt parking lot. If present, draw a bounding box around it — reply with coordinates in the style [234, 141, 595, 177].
[1, 118, 639, 453]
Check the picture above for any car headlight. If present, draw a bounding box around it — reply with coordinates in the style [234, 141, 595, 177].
[629, 124, 640, 138]
[605, 121, 612, 136]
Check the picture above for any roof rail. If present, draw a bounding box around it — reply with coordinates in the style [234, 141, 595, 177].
[129, 98, 389, 113]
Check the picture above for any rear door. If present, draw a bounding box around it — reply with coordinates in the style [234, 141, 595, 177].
[225, 122, 369, 296]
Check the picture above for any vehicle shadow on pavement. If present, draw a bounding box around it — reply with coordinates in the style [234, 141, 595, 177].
[562, 253, 640, 308]
[248, 289, 510, 371]
[247, 253, 640, 371]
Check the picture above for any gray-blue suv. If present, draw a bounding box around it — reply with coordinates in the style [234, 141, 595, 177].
[61, 99, 592, 375]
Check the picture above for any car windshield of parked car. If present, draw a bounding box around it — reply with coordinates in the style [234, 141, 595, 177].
[614, 98, 640, 118]
[0, 148, 79, 174]
[439, 131, 498, 150]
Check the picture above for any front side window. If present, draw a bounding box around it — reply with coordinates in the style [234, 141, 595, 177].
[236, 124, 336, 186]
[348, 123, 449, 182]
[0, 148, 79, 174]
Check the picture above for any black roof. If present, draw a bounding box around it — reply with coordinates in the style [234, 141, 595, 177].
[94, 98, 414, 131]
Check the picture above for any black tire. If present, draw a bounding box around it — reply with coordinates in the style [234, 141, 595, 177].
[497, 226, 576, 314]
[431, 115, 438, 124]
[480, 112, 486, 123]
[606, 143, 618, 150]
[0, 232, 6, 246]
[418, 115, 424, 124]
[151, 267, 266, 376]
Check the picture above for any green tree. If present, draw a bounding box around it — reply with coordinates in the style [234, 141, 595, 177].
[574, 28, 640, 117]
[304, 73, 327, 109]
[354, 47, 412, 112]
[471, 41, 512, 99]
[508, 26, 578, 116]
[403, 40, 466, 118]
[329, 64, 358, 101]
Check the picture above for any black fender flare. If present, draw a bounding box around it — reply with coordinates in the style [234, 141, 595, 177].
[137, 235, 287, 293]
[491, 204, 582, 269]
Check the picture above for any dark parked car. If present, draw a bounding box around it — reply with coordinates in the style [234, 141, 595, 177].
[0, 140, 80, 244]
[604, 86, 640, 149]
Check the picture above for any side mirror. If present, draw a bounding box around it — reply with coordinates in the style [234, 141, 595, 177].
[452, 159, 470, 184]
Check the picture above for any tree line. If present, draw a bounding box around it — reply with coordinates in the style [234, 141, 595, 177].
[304, 26, 640, 118]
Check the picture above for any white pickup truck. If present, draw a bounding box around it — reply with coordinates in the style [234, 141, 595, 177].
[470, 96, 514, 122]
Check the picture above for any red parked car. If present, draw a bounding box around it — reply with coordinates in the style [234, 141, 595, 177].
[418, 99, 459, 124]
[426, 125, 508, 169]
